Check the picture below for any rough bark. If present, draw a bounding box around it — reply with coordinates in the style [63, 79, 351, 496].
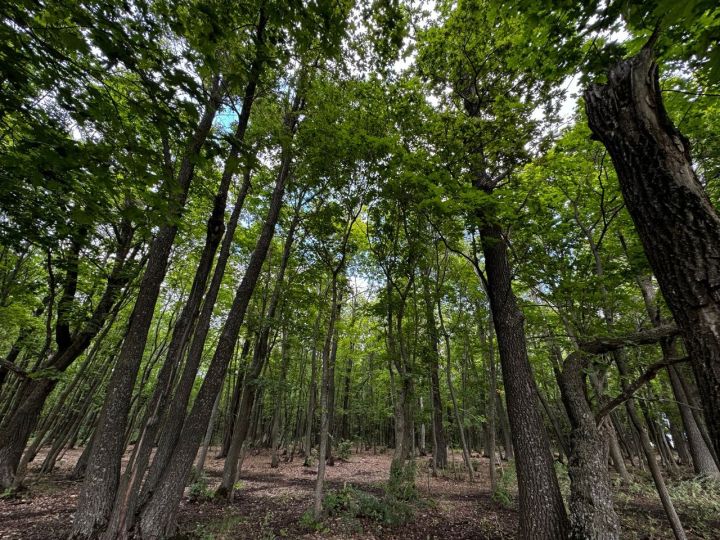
[134, 91, 301, 539]
[71, 77, 222, 539]
[139, 166, 252, 503]
[585, 47, 720, 458]
[480, 222, 568, 539]
[559, 352, 620, 540]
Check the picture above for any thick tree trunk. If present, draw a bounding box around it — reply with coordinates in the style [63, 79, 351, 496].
[559, 353, 620, 539]
[480, 222, 568, 539]
[585, 47, 720, 458]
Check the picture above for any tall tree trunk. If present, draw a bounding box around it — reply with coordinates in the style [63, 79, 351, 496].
[220, 339, 252, 458]
[668, 365, 719, 476]
[585, 47, 720, 458]
[614, 349, 687, 539]
[104, 34, 267, 535]
[313, 274, 342, 519]
[139, 166, 252, 504]
[195, 392, 221, 474]
[134, 91, 301, 539]
[271, 326, 291, 468]
[421, 272, 447, 469]
[480, 222, 568, 539]
[217, 205, 300, 498]
[303, 287, 326, 461]
[71, 77, 222, 539]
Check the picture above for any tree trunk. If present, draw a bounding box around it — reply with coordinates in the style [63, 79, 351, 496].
[134, 91, 301, 539]
[217, 205, 300, 498]
[421, 273, 447, 469]
[271, 326, 291, 468]
[480, 222, 568, 539]
[220, 339, 251, 458]
[313, 274, 342, 518]
[71, 77, 222, 539]
[195, 392, 221, 474]
[668, 365, 719, 476]
[559, 353, 620, 539]
[139, 165, 252, 504]
[585, 47, 720, 458]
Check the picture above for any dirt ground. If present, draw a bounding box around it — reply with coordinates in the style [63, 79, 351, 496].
[0, 446, 715, 539]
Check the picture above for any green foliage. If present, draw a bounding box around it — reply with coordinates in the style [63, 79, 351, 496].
[492, 462, 517, 508]
[335, 439, 353, 460]
[387, 460, 417, 502]
[323, 484, 414, 526]
[187, 469, 213, 503]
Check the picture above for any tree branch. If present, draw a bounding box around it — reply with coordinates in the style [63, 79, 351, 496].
[595, 356, 689, 423]
[578, 323, 679, 355]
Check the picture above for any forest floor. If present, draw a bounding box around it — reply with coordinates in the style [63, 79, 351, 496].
[0, 446, 718, 539]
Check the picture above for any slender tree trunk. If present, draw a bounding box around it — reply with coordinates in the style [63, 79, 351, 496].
[271, 326, 290, 468]
[303, 284, 326, 461]
[313, 274, 342, 519]
[195, 392, 221, 474]
[71, 78, 222, 539]
[421, 273, 447, 469]
[139, 166, 252, 503]
[135, 91, 302, 539]
[217, 205, 300, 498]
[220, 339, 251, 458]
[668, 365, 719, 476]
[585, 47, 720, 458]
[614, 349, 687, 539]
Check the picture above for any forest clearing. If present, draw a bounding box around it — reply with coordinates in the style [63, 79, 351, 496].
[2, 0, 720, 538]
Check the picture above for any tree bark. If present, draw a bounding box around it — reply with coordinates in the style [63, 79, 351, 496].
[480, 222, 568, 539]
[71, 77, 222, 539]
[585, 47, 720, 458]
[134, 91, 301, 539]
[559, 352, 620, 540]
[217, 207, 300, 498]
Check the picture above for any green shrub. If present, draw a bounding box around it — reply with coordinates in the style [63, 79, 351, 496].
[187, 470, 213, 503]
[336, 439, 353, 460]
[323, 484, 413, 526]
[492, 461, 517, 508]
[387, 460, 417, 502]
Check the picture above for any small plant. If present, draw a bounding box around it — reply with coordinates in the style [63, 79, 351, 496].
[259, 510, 276, 540]
[323, 484, 414, 526]
[336, 439, 353, 460]
[187, 470, 213, 503]
[492, 461, 517, 508]
[299, 510, 328, 533]
[387, 460, 417, 502]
